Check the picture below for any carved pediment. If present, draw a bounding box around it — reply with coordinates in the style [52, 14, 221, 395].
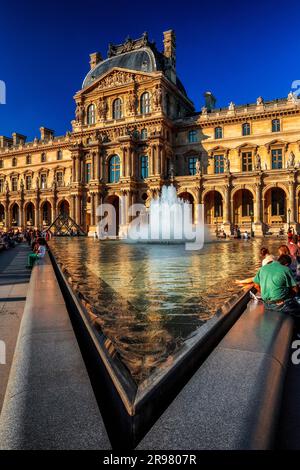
[80, 68, 154, 96]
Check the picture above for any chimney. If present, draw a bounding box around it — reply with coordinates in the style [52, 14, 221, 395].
[0, 136, 13, 148]
[204, 91, 216, 111]
[40, 127, 54, 142]
[12, 133, 26, 146]
[163, 30, 176, 84]
[89, 52, 103, 70]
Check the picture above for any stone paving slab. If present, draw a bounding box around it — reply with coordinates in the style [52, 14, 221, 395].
[0, 254, 111, 450]
[0, 244, 31, 412]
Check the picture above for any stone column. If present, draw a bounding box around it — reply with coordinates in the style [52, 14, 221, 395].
[289, 180, 296, 223]
[71, 195, 76, 220]
[76, 157, 81, 183]
[121, 147, 126, 177]
[4, 199, 9, 229]
[35, 199, 40, 228]
[224, 185, 230, 224]
[90, 193, 95, 226]
[95, 152, 100, 180]
[157, 145, 162, 176]
[255, 183, 262, 223]
[75, 195, 81, 225]
[131, 149, 136, 178]
[20, 200, 24, 229]
[149, 145, 155, 176]
[72, 156, 76, 182]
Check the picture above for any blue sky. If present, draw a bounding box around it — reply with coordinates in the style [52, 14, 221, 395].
[0, 0, 299, 140]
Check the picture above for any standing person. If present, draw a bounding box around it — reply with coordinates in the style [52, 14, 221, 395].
[287, 228, 294, 243]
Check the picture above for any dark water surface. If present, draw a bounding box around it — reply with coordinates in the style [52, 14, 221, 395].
[49, 237, 279, 385]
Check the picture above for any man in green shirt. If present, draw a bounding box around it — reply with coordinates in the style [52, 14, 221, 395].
[253, 255, 299, 313]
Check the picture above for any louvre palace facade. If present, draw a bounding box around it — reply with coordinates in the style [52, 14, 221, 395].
[1, 30, 300, 236]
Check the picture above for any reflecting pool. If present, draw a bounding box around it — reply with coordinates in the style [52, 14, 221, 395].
[49, 237, 278, 385]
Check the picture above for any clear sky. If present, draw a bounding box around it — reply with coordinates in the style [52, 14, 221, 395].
[0, 0, 299, 140]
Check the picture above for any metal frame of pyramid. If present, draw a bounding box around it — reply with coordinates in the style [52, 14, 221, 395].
[46, 213, 86, 236]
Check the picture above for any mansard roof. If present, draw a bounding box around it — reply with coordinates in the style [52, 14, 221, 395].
[82, 32, 187, 97]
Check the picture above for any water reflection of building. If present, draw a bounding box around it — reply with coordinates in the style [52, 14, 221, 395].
[1, 30, 300, 235]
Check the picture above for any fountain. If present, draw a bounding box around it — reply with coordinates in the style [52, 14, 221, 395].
[127, 184, 206, 245]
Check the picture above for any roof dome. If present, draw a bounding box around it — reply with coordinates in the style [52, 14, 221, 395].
[82, 48, 161, 89]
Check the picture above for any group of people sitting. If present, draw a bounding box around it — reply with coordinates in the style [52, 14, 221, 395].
[25, 229, 49, 269]
[237, 235, 300, 319]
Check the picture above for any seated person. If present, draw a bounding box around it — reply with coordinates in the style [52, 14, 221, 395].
[27, 240, 46, 269]
[235, 247, 275, 285]
[253, 255, 300, 315]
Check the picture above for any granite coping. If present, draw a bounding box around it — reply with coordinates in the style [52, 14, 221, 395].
[138, 299, 294, 450]
[0, 254, 111, 450]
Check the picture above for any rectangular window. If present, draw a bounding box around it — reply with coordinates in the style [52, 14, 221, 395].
[215, 127, 223, 139]
[41, 174, 47, 189]
[188, 157, 197, 175]
[140, 156, 149, 179]
[86, 163, 91, 183]
[26, 175, 32, 190]
[242, 152, 253, 172]
[271, 149, 283, 169]
[214, 155, 224, 174]
[242, 123, 250, 136]
[272, 119, 280, 132]
[12, 177, 17, 191]
[56, 172, 63, 187]
[0, 180, 4, 193]
[188, 130, 198, 143]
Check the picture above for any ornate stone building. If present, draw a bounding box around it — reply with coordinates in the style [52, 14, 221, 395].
[1, 30, 300, 236]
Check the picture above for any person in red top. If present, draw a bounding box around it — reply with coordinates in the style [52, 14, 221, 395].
[287, 228, 294, 243]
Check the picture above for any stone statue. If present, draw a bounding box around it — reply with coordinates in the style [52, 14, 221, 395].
[97, 97, 108, 119]
[75, 103, 84, 123]
[224, 155, 230, 172]
[228, 101, 235, 111]
[5, 181, 9, 193]
[153, 85, 162, 109]
[201, 106, 208, 114]
[255, 153, 261, 170]
[196, 159, 201, 175]
[20, 179, 24, 191]
[128, 92, 136, 114]
[169, 161, 175, 179]
[256, 96, 264, 105]
[287, 151, 296, 168]
[36, 177, 39, 189]
[287, 91, 297, 103]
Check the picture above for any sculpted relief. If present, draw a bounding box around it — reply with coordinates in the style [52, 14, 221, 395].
[96, 70, 149, 90]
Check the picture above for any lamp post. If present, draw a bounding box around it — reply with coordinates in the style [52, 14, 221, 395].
[288, 208, 291, 231]
[250, 210, 254, 238]
[215, 211, 219, 237]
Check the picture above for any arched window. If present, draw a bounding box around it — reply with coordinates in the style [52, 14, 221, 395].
[140, 92, 151, 114]
[12, 157, 17, 167]
[41, 153, 46, 163]
[113, 99, 122, 119]
[87, 104, 96, 125]
[109, 155, 120, 183]
[57, 150, 63, 160]
[141, 128, 148, 140]
[242, 122, 250, 136]
[140, 155, 149, 179]
[26, 154, 31, 165]
[214, 127, 223, 139]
